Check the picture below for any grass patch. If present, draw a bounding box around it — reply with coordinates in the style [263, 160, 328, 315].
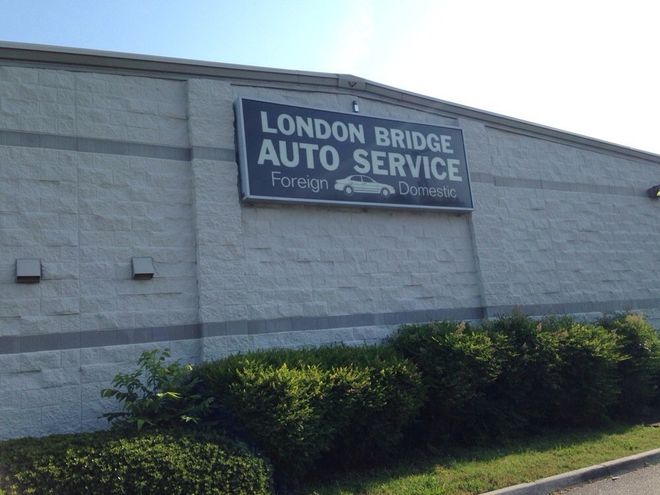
[299, 423, 660, 495]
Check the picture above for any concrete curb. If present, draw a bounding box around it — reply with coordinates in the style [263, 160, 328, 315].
[481, 448, 660, 495]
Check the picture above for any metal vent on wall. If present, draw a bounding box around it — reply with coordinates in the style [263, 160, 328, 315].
[16, 258, 41, 283]
[132, 257, 155, 280]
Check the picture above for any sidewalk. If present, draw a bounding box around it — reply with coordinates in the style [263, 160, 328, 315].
[482, 448, 660, 495]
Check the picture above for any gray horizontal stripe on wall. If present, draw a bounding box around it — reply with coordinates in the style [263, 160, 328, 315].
[201, 306, 485, 338]
[471, 172, 645, 198]
[1, 298, 658, 355]
[485, 298, 660, 319]
[0, 307, 483, 355]
[0, 324, 201, 355]
[0, 129, 199, 161]
[192, 146, 236, 162]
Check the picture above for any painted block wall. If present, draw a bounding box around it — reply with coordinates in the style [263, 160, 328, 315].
[0, 66, 198, 438]
[0, 339, 201, 438]
[234, 88, 481, 321]
[468, 124, 660, 321]
[0, 67, 197, 337]
[190, 82, 485, 361]
[0, 61, 659, 439]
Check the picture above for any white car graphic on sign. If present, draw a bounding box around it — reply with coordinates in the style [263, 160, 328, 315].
[334, 175, 396, 198]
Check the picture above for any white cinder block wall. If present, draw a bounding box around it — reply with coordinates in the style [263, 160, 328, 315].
[0, 66, 199, 437]
[469, 125, 660, 317]
[0, 47, 659, 439]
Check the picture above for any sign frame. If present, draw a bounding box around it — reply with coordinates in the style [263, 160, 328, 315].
[234, 97, 474, 213]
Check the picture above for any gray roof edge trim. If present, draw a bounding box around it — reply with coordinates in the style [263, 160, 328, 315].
[0, 40, 342, 80]
[1, 41, 659, 163]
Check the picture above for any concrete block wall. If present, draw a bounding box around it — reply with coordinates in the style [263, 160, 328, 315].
[237, 205, 480, 318]
[187, 78, 246, 327]
[468, 124, 660, 318]
[0, 66, 188, 144]
[0, 339, 200, 438]
[0, 66, 199, 438]
[192, 85, 484, 360]
[0, 67, 197, 336]
[233, 87, 483, 322]
[1, 59, 659, 439]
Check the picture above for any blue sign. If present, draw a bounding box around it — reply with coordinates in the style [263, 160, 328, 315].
[235, 98, 473, 211]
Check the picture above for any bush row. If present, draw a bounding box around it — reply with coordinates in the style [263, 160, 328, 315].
[393, 313, 660, 445]
[194, 312, 659, 483]
[2, 312, 658, 493]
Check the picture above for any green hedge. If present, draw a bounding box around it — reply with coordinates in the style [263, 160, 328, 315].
[391, 321, 505, 443]
[600, 313, 660, 418]
[481, 313, 565, 434]
[195, 345, 424, 481]
[72, 311, 658, 488]
[391, 312, 658, 444]
[481, 314, 624, 431]
[552, 323, 622, 426]
[0, 429, 272, 495]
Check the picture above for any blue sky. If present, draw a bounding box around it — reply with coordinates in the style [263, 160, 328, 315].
[1, 0, 659, 154]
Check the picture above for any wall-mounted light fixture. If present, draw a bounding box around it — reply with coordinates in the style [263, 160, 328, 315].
[16, 258, 41, 283]
[132, 257, 155, 280]
[647, 185, 660, 199]
[352, 100, 360, 113]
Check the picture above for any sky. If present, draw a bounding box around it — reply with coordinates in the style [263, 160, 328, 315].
[0, 0, 658, 154]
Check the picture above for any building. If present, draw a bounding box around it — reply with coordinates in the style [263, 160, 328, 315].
[0, 42, 658, 439]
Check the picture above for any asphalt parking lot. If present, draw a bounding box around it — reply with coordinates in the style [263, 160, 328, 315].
[558, 463, 660, 495]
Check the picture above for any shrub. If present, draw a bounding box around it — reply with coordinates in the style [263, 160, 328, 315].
[553, 323, 623, 427]
[0, 429, 272, 495]
[248, 346, 425, 466]
[482, 315, 624, 429]
[101, 348, 213, 431]
[482, 312, 564, 433]
[599, 313, 660, 419]
[391, 314, 633, 441]
[320, 346, 425, 468]
[217, 360, 332, 480]
[195, 345, 424, 480]
[391, 321, 503, 444]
